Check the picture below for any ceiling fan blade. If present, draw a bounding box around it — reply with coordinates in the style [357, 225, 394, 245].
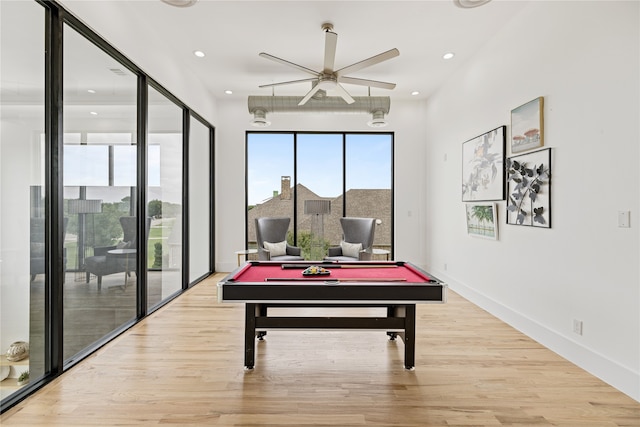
[323, 31, 337, 72]
[298, 84, 323, 106]
[259, 52, 319, 77]
[334, 83, 355, 104]
[335, 48, 400, 76]
[259, 78, 318, 88]
[338, 76, 396, 90]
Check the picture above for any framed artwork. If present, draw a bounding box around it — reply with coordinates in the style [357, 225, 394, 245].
[506, 148, 551, 228]
[466, 202, 498, 240]
[461, 125, 506, 202]
[510, 96, 544, 153]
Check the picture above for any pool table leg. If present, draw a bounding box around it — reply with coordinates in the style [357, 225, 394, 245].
[257, 304, 267, 340]
[403, 304, 416, 370]
[244, 303, 257, 369]
[386, 304, 416, 369]
[386, 306, 398, 341]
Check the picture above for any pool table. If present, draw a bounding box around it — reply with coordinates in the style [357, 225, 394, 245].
[217, 260, 446, 369]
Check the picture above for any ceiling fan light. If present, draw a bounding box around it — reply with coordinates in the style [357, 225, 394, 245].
[367, 110, 388, 128]
[251, 110, 271, 127]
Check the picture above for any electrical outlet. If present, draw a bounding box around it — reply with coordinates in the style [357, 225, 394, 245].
[444, 263, 448, 271]
[573, 319, 583, 335]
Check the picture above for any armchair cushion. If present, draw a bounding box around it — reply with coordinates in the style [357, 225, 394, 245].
[340, 241, 362, 259]
[263, 240, 287, 257]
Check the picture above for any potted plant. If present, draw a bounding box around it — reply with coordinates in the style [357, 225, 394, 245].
[17, 370, 29, 386]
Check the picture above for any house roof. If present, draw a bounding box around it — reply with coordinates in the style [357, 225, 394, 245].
[247, 184, 391, 247]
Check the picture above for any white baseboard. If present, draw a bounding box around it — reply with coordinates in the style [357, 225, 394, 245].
[435, 271, 639, 402]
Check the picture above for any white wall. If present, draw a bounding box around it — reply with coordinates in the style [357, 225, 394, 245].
[215, 98, 428, 273]
[423, 1, 639, 401]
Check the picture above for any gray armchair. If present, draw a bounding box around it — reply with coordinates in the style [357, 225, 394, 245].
[30, 217, 68, 281]
[85, 216, 151, 289]
[255, 217, 303, 261]
[325, 217, 376, 261]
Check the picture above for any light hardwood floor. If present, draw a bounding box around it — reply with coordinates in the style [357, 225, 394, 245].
[2, 272, 638, 426]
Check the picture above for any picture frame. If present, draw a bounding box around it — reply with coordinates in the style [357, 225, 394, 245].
[510, 97, 544, 154]
[465, 202, 498, 240]
[506, 148, 551, 228]
[461, 125, 506, 202]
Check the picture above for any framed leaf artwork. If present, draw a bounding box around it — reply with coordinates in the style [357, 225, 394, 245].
[461, 126, 506, 202]
[506, 148, 551, 228]
[510, 96, 544, 154]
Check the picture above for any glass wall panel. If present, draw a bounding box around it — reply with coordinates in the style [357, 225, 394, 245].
[1, 1, 215, 412]
[147, 86, 183, 309]
[0, 0, 46, 402]
[62, 24, 138, 360]
[296, 134, 342, 259]
[246, 133, 294, 255]
[345, 134, 393, 259]
[189, 117, 211, 282]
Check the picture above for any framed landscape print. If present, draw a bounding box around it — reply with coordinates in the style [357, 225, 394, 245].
[461, 125, 506, 202]
[466, 203, 498, 240]
[510, 96, 544, 153]
[506, 148, 551, 228]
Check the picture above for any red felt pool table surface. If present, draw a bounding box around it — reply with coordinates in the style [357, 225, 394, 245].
[230, 261, 432, 283]
[218, 261, 445, 304]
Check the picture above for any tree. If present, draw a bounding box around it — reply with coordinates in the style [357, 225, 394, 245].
[148, 199, 162, 218]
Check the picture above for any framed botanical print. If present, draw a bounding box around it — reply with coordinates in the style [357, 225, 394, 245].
[511, 97, 544, 154]
[506, 148, 551, 228]
[461, 126, 506, 202]
[466, 202, 498, 240]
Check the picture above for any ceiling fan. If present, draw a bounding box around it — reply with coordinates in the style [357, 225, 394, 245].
[258, 23, 399, 106]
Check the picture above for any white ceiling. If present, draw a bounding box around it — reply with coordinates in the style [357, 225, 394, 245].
[53, 0, 530, 104]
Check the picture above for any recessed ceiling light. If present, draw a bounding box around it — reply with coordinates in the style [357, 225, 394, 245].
[225, 90, 233, 95]
[90, 111, 98, 115]
[453, 0, 492, 8]
[87, 89, 96, 94]
[193, 50, 205, 58]
[411, 91, 420, 96]
[161, 0, 198, 7]
[443, 52, 455, 60]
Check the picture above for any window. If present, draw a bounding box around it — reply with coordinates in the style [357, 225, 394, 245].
[246, 132, 393, 260]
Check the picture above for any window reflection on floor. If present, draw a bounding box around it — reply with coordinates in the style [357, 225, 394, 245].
[28, 270, 178, 362]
